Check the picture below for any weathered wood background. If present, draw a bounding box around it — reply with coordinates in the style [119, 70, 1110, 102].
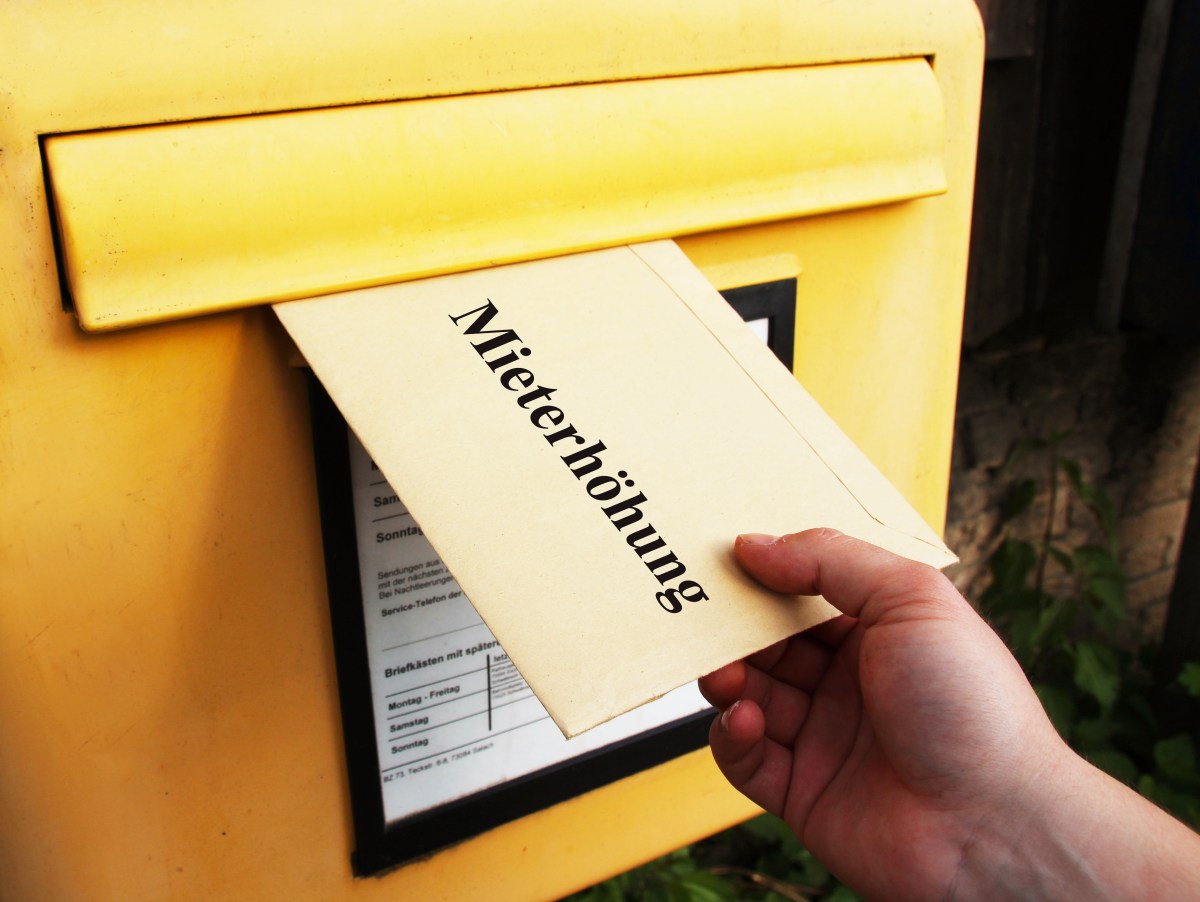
[965, 0, 1195, 347]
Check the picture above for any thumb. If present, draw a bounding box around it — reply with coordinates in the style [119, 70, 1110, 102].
[734, 528, 967, 627]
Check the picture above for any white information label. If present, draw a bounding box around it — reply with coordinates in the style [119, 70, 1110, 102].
[348, 434, 711, 824]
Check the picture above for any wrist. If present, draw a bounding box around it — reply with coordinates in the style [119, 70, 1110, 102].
[947, 742, 1098, 900]
[950, 743, 1200, 901]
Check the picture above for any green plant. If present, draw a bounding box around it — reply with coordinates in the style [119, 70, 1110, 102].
[979, 441, 1200, 827]
[567, 812, 856, 902]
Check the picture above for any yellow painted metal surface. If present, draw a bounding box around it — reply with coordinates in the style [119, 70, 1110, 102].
[0, 1, 982, 900]
[46, 60, 946, 331]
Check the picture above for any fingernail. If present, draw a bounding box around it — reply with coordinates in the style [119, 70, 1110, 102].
[736, 533, 779, 546]
[719, 700, 740, 731]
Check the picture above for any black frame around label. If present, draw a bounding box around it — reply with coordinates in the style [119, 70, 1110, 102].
[308, 278, 797, 877]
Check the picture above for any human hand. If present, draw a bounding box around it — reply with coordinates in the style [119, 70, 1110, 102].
[700, 529, 1200, 900]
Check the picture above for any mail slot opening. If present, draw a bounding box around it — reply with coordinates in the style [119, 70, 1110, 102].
[308, 279, 797, 875]
[41, 59, 945, 332]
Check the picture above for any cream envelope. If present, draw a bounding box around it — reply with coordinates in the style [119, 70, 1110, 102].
[276, 240, 956, 737]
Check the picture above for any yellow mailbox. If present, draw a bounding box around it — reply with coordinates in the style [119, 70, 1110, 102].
[0, 2, 982, 899]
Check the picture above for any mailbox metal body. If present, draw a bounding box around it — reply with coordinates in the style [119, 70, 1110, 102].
[0, 2, 982, 899]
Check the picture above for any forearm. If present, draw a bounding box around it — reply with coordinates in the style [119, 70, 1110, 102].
[950, 750, 1200, 901]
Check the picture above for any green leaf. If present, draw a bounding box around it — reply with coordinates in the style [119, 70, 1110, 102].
[739, 814, 792, 845]
[600, 880, 629, 902]
[1074, 717, 1116, 747]
[1138, 773, 1158, 798]
[1179, 662, 1200, 698]
[1031, 597, 1077, 653]
[643, 885, 672, 902]
[796, 848, 830, 887]
[574, 871, 632, 902]
[755, 851, 791, 880]
[1074, 543, 1121, 573]
[1008, 609, 1041, 664]
[1074, 641, 1120, 710]
[673, 870, 738, 902]
[1074, 544, 1127, 628]
[1085, 748, 1140, 786]
[1154, 735, 1200, 786]
[1002, 479, 1038, 522]
[1040, 643, 1078, 682]
[1109, 694, 1160, 757]
[665, 848, 697, 877]
[988, 538, 1037, 593]
[1062, 460, 1119, 550]
[1060, 457, 1084, 491]
[1034, 683, 1078, 737]
[983, 585, 1046, 621]
[1095, 495, 1119, 552]
[775, 830, 805, 863]
[1183, 798, 1200, 833]
[1087, 576, 1126, 614]
[827, 886, 863, 902]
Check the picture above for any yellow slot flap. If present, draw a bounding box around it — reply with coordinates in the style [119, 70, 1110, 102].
[45, 59, 946, 332]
